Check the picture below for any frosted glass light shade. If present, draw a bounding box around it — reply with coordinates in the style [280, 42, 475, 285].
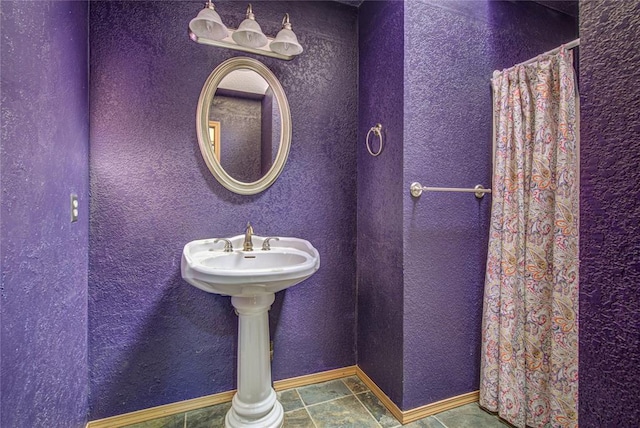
[270, 28, 303, 56]
[270, 14, 303, 56]
[232, 19, 268, 48]
[189, 5, 228, 41]
[232, 4, 268, 48]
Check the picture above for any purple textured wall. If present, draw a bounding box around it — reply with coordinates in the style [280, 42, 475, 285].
[401, 0, 577, 409]
[0, 1, 89, 427]
[357, 0, 405, 406]
[579, 1, 640, 426]
[89, 0, 357, 419]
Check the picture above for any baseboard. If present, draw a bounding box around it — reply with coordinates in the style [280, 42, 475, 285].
[86, 364, 477, 427]
[86, 366, 356, 428]
[86, 390, 236, 428]
[356, 366, 479, 424]
[401, 390, 480, 424]
[274, 365, 357, 391]
[355, 366, 404, 421]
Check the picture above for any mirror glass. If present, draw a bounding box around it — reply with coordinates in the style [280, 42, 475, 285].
[210, 70, 282, 183]
[196, 57, 291, 195]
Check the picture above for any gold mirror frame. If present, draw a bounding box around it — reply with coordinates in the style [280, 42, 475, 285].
[196, 57, 291, 195]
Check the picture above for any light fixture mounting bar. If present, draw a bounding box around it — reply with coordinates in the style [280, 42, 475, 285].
[190, 28, 296, 61]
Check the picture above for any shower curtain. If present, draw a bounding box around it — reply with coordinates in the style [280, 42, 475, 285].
[480, 47, 579, 428]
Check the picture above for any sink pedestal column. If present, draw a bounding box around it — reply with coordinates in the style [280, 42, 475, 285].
[226, 294, 283, 428]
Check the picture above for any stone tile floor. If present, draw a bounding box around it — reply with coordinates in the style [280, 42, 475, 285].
[124, 376, 511, 428]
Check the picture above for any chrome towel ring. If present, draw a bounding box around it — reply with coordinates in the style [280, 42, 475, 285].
[366, 123, 383, 156]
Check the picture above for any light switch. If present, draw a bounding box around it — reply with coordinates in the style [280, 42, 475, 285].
[70, 194, 78, 223]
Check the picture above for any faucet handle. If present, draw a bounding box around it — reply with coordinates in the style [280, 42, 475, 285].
[214, 238, 234, 252]
[261, 237, 280, 251]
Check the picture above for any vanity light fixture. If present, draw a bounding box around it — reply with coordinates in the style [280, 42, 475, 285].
[188, 2, 303, 61]
[188, 0, 228, 42]
[270, 14, 303, 56]
[232, 4, 268, 48]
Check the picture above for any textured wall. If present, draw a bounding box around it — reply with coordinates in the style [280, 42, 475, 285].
[579, 1, 640, 426]
[89, 0, 357, 419]
[357, 0, 405, 406]
[212, 95, 263, 182]
[402, 0, 577, 409]
[0, 1, 89, 427]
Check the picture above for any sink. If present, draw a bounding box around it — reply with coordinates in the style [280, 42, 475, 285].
[181, 235, 320, 296]
[181, 233, 320, 428]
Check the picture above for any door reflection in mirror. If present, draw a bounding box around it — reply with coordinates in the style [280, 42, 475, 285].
[207, 121, 220, 162]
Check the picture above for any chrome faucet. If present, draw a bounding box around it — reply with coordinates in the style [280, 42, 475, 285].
[214, 238, 233, 252]
[243, 222, 254, 251]
[261, 237, 279, 251]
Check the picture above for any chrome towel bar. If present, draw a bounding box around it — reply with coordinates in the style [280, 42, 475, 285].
[410, 182, 491, 199]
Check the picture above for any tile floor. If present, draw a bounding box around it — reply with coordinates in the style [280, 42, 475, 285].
[123, 376, 511, 428]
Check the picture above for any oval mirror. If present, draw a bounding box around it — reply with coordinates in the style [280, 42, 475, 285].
[196, 57, 291, 195]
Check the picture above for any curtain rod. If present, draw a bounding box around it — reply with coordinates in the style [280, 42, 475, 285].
[516, 38, 580, 68]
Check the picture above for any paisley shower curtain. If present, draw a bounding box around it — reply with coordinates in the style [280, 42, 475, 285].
[480, 47, 579, 428]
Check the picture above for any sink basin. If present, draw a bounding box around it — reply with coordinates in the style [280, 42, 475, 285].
[181, 235, 320, 297]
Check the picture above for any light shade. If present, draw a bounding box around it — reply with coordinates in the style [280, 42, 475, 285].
[232, 4, 268, 48]
[270, 14, 303, 56]
[189, 1, 228, 41]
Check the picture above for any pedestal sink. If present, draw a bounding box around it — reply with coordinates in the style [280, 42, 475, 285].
[181, 234, 320, 428]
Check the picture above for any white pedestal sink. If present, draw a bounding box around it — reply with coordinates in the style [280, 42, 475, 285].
[181, 235, 320, 428]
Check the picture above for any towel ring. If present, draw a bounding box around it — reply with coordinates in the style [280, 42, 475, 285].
[366, 123, 383, 156]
